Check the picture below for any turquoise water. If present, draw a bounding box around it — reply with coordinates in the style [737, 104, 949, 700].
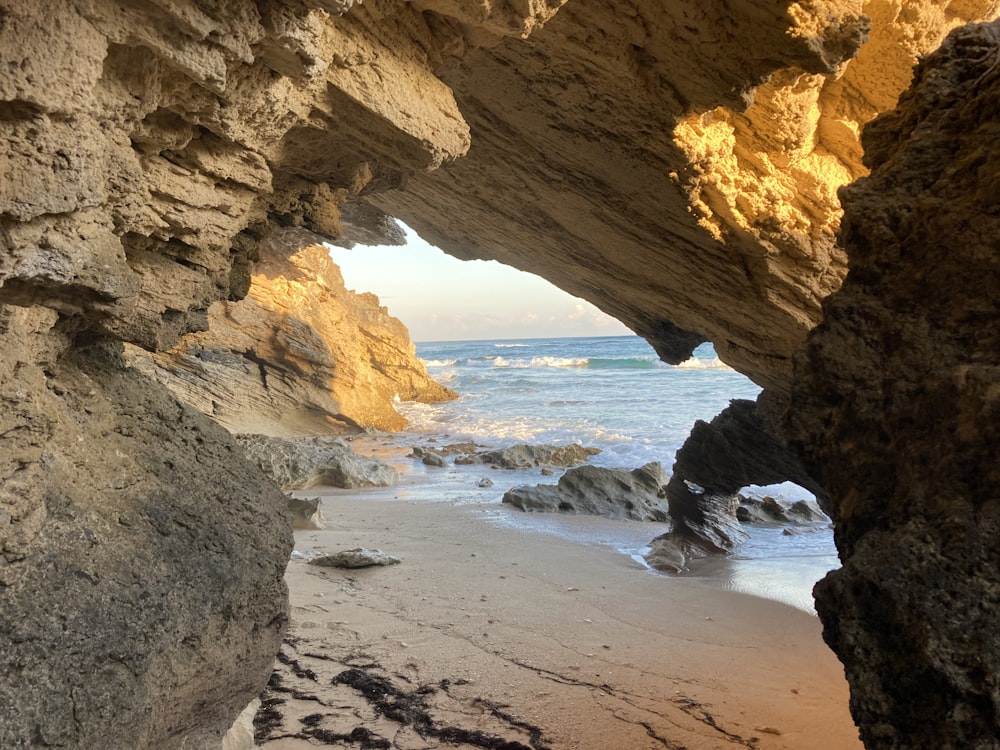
[404, 336, 761, 470]
[394, 335, 838, 612]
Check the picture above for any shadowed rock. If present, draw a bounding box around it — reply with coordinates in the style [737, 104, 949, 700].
[0, 322, 291, 749]
[503, 463, 669, 521]
[788, 23, 1000, 748]
[652, 396, 827, 567]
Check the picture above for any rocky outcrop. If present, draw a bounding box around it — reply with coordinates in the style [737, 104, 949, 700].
[2, 0, 999, 747]
[373, 1, 995, 392]
[502, 463, 669, 521]
[236, 434, 399, 490]
[0, 309, 291, 749]
[454, 443, 601, 469]
[130, 231, 455, 437]
[788, 23, 1000, 748]
[736, 496, 827, 525]
[412, 442, 600, 469]
[653, 396, 829, 565]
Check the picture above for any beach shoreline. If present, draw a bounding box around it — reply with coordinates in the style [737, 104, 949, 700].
[257, 450, 860, 749]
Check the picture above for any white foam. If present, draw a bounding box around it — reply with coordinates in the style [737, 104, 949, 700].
[675, 357, 732, 370]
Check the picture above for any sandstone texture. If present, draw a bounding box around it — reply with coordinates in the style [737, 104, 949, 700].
[130, 231, 455, 437]
[502, 462, 670, 521]
[236, 434, 399, 490]
[2, 0, 999, 747]
[0, 310, 291, 749]
[789, 23, 1000, 748]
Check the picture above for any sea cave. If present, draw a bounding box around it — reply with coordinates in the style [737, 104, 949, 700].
[1, 1, 999, 748]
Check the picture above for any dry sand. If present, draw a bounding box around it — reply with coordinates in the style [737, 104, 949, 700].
[256, 458, 861, 750]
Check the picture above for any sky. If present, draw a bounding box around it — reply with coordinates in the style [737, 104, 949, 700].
[326, 227, 634, 343]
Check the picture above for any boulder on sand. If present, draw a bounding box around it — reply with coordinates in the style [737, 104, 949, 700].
[310, 548, 402, 569]
[237, 434, 398, 490]
[287, 496, 326, 530]
[503, 462, 669, 521]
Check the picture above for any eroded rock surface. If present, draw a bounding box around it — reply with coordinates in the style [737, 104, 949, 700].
[503, 462, 669, 521]
[130, 231, 455, 437]
[0, 309, 291, 749]
[2, 0, 999, 747]
[789, 23, 1000, 748]
[237, 434, 399, 490]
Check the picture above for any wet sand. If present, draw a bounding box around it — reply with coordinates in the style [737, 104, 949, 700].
[257, 443, 861, 749]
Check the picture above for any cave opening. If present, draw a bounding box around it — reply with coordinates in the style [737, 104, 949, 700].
[325, 224, 836, 613]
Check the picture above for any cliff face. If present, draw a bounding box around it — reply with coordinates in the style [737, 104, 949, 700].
[1, 0, 999, 747]
[129, 229, 456, 437]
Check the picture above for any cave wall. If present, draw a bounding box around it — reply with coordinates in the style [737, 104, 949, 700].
[790, 22, 1000, 747]
[1, 0, 999, 747]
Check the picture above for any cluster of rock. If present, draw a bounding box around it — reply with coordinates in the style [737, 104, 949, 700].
[236, 434, 398, 490]
[410, 442, 600, 470]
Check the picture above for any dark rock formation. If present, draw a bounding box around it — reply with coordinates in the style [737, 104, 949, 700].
[788, 23, 1000, 749]
[654, 396, 828, 566]
[502, 462, 669, 521]
[237, 434, 399, 490]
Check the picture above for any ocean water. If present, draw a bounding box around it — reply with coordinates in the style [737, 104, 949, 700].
[394, 335, 838, 613]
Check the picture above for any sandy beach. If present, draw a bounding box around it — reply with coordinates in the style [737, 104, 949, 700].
[255, 442, 861, 750]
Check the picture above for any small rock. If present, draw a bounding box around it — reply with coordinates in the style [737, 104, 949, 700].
[287, 496, 325, 530]
[754, 726, 783, 736]
[310, 548, 401, 569]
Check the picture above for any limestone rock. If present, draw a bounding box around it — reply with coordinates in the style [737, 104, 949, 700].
[736, 496, 828, 525]
[656, 397, 827, 557]
[375, 1, 996, 390]
[788, 23, 1000, 748]
[310, 548, 402, 569]
[503, 463, 669, 521]
[454, 443, 601, 469]
[409, 445, 446, 466]
[237, 434, 399, 490]
[0, 311, 291, 750]
[287, 496, 326, 531]
[129, 231, 456, 437]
